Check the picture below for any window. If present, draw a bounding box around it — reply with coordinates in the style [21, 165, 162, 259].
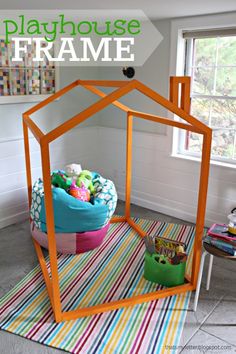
[0, 39, 57, 104]
[177, 31, 236, 164]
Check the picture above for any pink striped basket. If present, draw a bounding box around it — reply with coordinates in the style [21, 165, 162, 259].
[31, 222, 110, 254]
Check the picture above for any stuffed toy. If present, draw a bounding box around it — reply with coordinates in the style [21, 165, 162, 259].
[69, 180, 90, 202]
[65, 163, 82, 177]
[51, 171, 72, 191]
[77, 170, 95, 195]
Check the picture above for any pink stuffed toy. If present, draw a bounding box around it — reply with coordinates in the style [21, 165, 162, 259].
[69, 181, 90, 202]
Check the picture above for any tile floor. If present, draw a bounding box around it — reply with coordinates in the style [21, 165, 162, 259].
[0, 201, 235, 353]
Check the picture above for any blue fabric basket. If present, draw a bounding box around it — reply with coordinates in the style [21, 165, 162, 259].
[30, 172, 117, 233]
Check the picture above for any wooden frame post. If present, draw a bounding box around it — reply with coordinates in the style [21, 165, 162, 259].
[23, 118, 32, 208]
[22, 77, 211, 323]
[125, 113, 133, 219]
[40, 140, 62, 322]
[192, 131, 212, 287]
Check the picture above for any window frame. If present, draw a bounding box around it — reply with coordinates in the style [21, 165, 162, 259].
[177, 35, 236, 165]
[0, 36, 59, 105]
[170, 13, 236, 168]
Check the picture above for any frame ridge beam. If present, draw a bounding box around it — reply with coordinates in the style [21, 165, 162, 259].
[79, 80, 129, 87]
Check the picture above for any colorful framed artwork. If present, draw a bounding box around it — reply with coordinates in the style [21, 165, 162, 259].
[0, 38, 57, 103]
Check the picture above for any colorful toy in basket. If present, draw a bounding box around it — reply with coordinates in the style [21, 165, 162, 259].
[51, 166, 95, 203]
[65, 163, 82, 178]
[77, 170, 95, 195]
[51, 170, 72, 191]
[144, 235, 187, 287]
[69, 180, 90, 202]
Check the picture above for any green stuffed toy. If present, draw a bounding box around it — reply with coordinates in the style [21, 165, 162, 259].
[77, 170, 95, 195]
[51, 171, 72, 191]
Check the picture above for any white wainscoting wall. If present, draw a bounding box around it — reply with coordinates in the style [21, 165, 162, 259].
[0, 126, 98, 229]
[1, 123, 235, 229]
[96, 126, 236, 227]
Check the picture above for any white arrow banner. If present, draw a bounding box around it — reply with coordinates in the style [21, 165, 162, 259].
[0, 9, 163, 66]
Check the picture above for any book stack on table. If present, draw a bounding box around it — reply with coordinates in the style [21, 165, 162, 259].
[205, 223, 236, 256]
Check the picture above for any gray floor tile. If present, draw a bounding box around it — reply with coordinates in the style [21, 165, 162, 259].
[204, 256, 236, 295]
[202, 295, 236, 347]
[176, 244, 229, 348]
[181, 329, 235, 354]
[0, 331, 64, 354]
[180, 284, 224, 348]
[179, 310, 201, 349]
[0, 220, 38, 299]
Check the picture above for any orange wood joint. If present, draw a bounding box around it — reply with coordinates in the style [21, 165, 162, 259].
[83, 84, 131, 112]
[127, 218, 147, 238]
[23, 77, 211, 323]
[23, 114, 44, 143]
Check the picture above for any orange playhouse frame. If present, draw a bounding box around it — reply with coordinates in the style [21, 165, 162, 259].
[23, 77, 212, 323]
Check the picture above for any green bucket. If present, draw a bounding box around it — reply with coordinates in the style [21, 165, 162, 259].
[144, 251, 186, 287]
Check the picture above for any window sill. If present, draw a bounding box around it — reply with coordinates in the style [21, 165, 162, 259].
[0, 94, 54, 105]
[171, 152, 236, 169]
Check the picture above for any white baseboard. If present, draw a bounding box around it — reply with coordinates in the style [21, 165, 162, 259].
[0, 211, 28, 230]
[117, 188, 215, 227]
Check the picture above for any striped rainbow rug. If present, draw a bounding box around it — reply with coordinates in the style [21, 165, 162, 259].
[0, 218, 194, 353]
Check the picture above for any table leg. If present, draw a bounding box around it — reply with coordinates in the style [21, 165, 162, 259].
[206, 254, 214, 291]
[193, 250, 207, 312]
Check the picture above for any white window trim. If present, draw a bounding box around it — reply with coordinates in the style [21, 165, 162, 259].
[0, 36, 59, 105]
[169, 12, 236, 168]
